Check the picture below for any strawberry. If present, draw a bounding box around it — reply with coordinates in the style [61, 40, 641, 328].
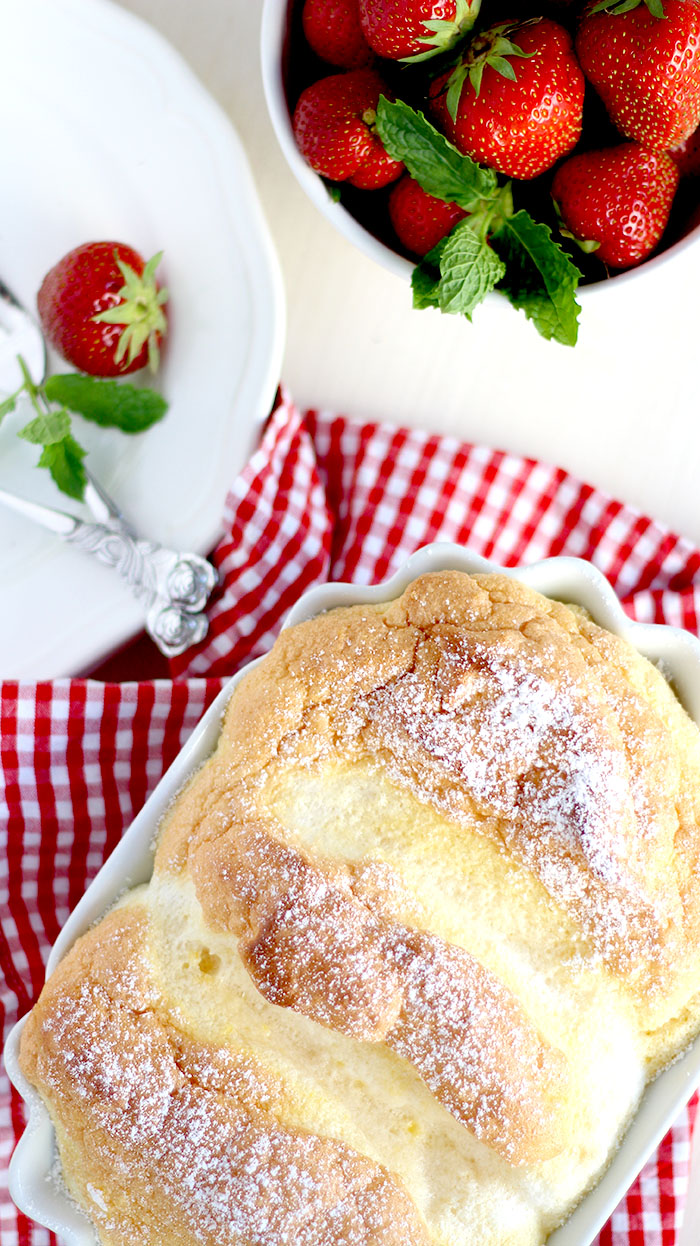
[429, 18, 585, 180]
[358, 0, 480, 62]
[388, 175, 467, 254]
[37, 243, 168, 376]
[302, 0, 373, 68]
[670, 125, 700, 177]
[551, 143, 679, 268]
[292, 69, 404, 186]
[576, 0, 700, 151]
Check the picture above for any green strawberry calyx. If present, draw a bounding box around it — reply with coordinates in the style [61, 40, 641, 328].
[401, 0, 482, 65]
[443, 19, 538, 122]
[93, 250, 169, 373]
[588, 0, 665, 17]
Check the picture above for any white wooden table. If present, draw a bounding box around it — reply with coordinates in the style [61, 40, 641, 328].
[115, 0, 700, 1237]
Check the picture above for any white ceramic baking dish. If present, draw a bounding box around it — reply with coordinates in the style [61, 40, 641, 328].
[6, 543, 700, 1244]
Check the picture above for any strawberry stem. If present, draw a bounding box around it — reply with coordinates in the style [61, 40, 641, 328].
[93, 250, 168, 373]
[589, 0, 665, 16]
[401, 0, 482, 65]
[446, 21, 537, 117]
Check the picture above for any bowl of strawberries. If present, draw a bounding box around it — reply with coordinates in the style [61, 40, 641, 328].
[261, 0, 700, 346]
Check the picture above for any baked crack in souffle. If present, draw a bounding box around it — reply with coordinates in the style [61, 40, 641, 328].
[19, 572, 700, 1245]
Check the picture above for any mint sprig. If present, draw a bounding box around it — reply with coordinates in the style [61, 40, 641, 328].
[413, 219, 506, 317]
[43, 373, 167, 431]
[37, 436, 88, 500]
[375, 97, 582, 347]
[491, 212, 581, 344]
[1, 359, 167, 500]
[376, 97, 497, 209]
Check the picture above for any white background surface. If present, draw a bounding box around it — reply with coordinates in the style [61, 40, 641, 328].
[87, 0, 700, 1237]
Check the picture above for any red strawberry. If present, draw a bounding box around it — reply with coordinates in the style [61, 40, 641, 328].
[388, 175, 467, 254]
[575, 0, 700, 150]
[358, 0, 480, 62]
[302, 0, 373, 68]
[551, 143, 679, 268]
[429, 18, 585, 180]
[37, 243, 168, 376]
[670, 125, 700, 177]
[292, 69, 404, 187]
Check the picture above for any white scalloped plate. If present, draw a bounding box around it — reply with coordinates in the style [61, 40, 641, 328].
[6, 546, 700, 1243]
[0, 0, 285, 677]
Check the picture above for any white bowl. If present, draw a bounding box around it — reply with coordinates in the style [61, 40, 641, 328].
[260, 0, 700, 296]
[6, 544, 700, 1244]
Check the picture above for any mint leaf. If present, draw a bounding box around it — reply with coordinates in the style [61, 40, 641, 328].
[0, 394, 17, 423]
[43, 374, 167, 433]
[375, 97, 583, 346]
[491, 210, 581, 347]
[437, 220, 506, 316]
[18, 407, 71, 446]
[411, 259, 442, 309]
[37, 434, 87, 499]
[375, 97, 497, 210]
[410, 220, 505, 318]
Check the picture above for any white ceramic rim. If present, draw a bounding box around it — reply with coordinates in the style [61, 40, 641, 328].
[6, 544, 700, 1244]
[260, 0, 700, 297]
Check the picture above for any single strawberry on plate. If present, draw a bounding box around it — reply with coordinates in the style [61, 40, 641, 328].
[551, 142, 679, 268]
[429, 17, 585, 179]
[576, 0, 700, 150]
[358, 0, 480, 62]
[302, 0, 374, 68]
[388, 174, 467, 254]
[292, 68, 404, 187]
[37, 242, 168, 376]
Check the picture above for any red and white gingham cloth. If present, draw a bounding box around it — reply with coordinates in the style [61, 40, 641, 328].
[2, 387, 699, 1245]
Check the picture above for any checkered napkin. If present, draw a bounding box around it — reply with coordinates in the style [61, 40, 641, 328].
[2, 387, 700, 1245]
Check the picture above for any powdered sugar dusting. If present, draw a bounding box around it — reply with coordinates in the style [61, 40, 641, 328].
[30, 910, 429, 1245]
[195, 818, 566, 1164]
[363, 637, 635, 884]
[389, 930, 564, 1161]
[326, 631, 670, 972]
[258, 610, 672, 974]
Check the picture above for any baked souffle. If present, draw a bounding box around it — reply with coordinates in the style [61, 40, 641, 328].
[19, 571, 700, 1244]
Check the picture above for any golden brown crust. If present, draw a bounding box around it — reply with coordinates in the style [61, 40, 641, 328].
[151, 572, 700, 1172]
[20, 570, 700, 1245]
[20, 906, 430, 1246]
[188, 813, 568, 1164]
[159, 571, 698, 998]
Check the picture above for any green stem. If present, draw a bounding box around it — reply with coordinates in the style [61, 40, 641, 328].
[17, 354, 37, 397]
[16, 353, 55, 420]
[469, 182, 514, 241]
